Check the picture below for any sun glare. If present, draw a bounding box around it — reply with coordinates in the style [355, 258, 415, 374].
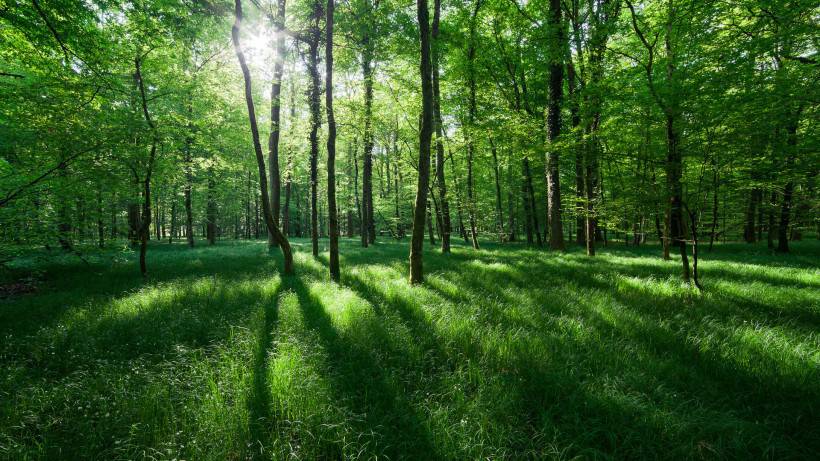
[243, 27, 277, 71]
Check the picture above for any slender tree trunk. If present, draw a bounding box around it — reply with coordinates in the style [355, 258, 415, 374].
[490, 138, 504, 242]
[184, 104, 195, 248]
[283, 156, 292, 237]
[268, 0, 287, 246]
[97, 186, 104, 248]
[709, 166, 718, 250]
[134, 56, 159, 277]
[777, 121, 798, 253]
[432, 0, 451, 253]
[410, 0, 433, 284]
[352, 137, 362, 238]
[524, 157, 543, 246]
[326, 0, 340, 281]
[522, 159, 534, 245]
[362, 9, 376, 246]
[449, 148, 469, 243]
[744, 188, 760, 243]
[463, 0, 483, 250]
[506, 157, 516, 242]
[306, 8, 322, 257]
[169, 198, 177, 244]
[395, 161, 403, 237]
[232, 0, 293, 274]
[427, 198, 436, 245]
[206, 170, 216, 245]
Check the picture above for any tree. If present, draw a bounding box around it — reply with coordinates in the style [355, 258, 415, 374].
[326, 0, 340, 281]
[231, 0, 293, 274]
[410, 0, 434, 284]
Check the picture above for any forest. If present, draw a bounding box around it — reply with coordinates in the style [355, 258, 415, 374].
[0, 0, 818, 459]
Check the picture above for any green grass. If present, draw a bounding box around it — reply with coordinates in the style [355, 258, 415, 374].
[1, 238, 818, 460]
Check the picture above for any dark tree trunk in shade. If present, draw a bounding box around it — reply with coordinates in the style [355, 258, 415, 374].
[524, 157, 542, 246]
[206, 171, 216, 245]
[134, 56, 159, 277]
[449, 148, 469, 243]
[306, 5, 321, 257]
[521, 159, 534, 245]
[231, 0, 293, 274]
[545, 0, 564, 250]
[283, 157, 292, 237]
[326, 0, 340, 281]
[427, 198, 436, 245]
[184, 103, 195, 248]
[464, 0, 482, 250]
[490, 138, 504, 241]
[267, 0, 287, 247]
[410, 0, 434, 284]
[777, 121, 798, 253]
[432, 0, 451, 253]
[361, 2, 377, 246]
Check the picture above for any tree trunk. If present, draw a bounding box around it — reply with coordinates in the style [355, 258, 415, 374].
[268, 0, 287, 246]
[744, 188, 760, 243]
[184, 103, 195, 248]
[283, 156, 292, 237]
[326, 0, 340, 281]
[410, 0, 433, 284]
[362, 12, 376, 246]
[432, 0, 451, 253]
[206, 171, 216, 245]
[545, 0, 564, 250]
[134, 56, 159, 277]
[464, 0, 482, 250]
[490, 138, 504, 242]
[232, 0, 293, 274]
[449, 149, 469, 243]
[306, 8, 322, 257]
[522, 159, 534, 245]
[524, 157, 543, 246]
[777, 121, 798, 253]
[96, 186, 104, 248]
[169, 197, 177, 244]
[427, 198, 436, 245]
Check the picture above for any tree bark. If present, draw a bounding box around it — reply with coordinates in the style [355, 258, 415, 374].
[410, 0, 433, 284]
[306, 4, 322, 257]
[545, 0, 564, 250]
[267, 0, 287, 247]
[490, 138, 504, 241]
[184, 103, 195, 248]
[465, 0, 483, 250]
[232, 0, 293, 274]
[777, 121, 798, 253]
[432, 0, 451, 253]
[326, 0, 340, 281]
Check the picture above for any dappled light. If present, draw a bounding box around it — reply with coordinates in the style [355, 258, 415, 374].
[2, 239, 817, 459]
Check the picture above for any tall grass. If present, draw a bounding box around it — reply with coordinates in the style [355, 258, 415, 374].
[1, 239, 818, 459]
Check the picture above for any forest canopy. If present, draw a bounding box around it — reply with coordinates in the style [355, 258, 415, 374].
[1, 0, 817, 280]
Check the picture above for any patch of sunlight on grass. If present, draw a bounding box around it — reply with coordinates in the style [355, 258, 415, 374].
[614, 274, 693, 299]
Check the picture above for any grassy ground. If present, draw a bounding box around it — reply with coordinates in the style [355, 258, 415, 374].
[0, 237, 818, 460]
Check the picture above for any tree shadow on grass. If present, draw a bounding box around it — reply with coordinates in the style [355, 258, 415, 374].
[399, 247, 819, 456]
[0, 242, 284, 339]
[285, 274, 442, 459]
[246, 282, 283, 458]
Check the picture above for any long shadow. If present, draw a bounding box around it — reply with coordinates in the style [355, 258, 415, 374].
[429, 251, 820, 455]
[286, 275, 442, 459]
[246, 282, 283, 458]
[0, 242, 283, 338]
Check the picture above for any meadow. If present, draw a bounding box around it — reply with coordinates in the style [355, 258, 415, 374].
[1, 239, 818, 460]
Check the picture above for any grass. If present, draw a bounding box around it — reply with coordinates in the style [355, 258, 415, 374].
[0, 237, 818, 460]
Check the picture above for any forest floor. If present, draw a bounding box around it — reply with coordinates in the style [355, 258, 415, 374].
[0, 238, 818, 460]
